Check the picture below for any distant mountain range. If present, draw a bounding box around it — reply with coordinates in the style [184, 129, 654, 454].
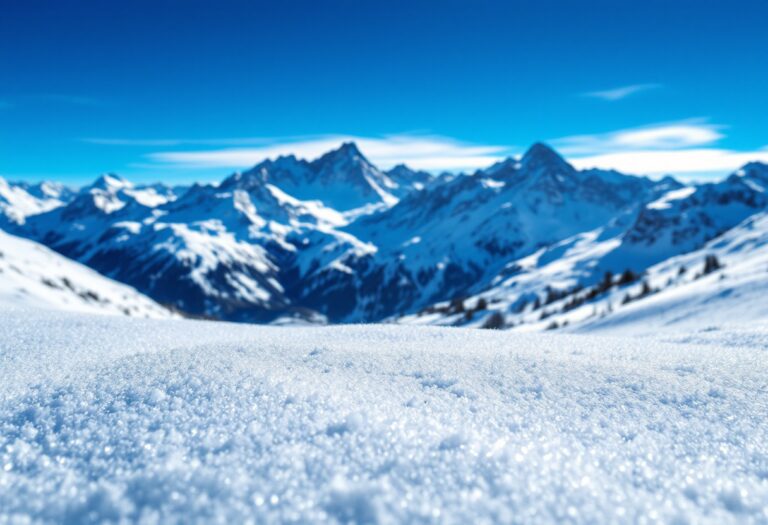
[2, 142, 767, 330]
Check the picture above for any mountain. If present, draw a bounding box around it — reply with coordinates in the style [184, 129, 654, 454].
[0, 228, 173, 317]
[384, 164, 435, 194]
[228, 143, 399, 212]
[22, 176, 287, 321]
[399, 161, 768, 332]
[299, 143, 677, 321]
[615, 164, 768, 266]
[12, 142, 768, 329]
[0, 176, 73, 227]
[17, 144, 433, 322]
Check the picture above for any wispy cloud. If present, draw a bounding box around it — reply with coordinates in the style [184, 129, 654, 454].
[582, 83, 661, 101]
[569, 148, 768, 177]
[554, 120, 768, 177]
[143, 134, 512, 172]
[553, 120, 724, 155]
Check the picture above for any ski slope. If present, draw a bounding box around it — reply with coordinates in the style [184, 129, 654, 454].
[1, 310, 767, 523]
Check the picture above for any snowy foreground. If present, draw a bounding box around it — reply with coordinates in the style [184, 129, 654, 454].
[1, 310, 767, 524]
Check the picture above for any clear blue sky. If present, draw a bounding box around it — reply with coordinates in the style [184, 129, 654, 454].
[1, 0, 767, 185]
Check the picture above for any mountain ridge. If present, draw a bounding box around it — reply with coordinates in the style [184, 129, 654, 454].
[5, 142, 768, 329]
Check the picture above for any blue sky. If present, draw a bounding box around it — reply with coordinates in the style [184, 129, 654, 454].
[1, 0, 767, 185]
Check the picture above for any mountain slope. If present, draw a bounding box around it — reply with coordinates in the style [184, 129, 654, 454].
[0, 228, 173, 317]
[0, 176, 72, 227]
[574, 211, 768, 335]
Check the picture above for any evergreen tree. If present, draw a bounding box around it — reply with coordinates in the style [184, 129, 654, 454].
[702, 254, 723, 275]
[482, 311, 506, 329]
[618, 269, 638, 286]
[450, 297, 465, 313]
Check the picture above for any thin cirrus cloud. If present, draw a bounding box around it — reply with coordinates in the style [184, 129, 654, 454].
[582, 83, 661, 101]
[143, 134, 512, 172]
[568, 148, 768, 177]
[552, 121, 725, 154]
[554, 120, 768, 177]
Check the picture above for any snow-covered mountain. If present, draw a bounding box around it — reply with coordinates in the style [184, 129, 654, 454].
[299, 143, 678, 321]
[228, 142, 400, 212]
[0, 176, 73, 227]
[0, 228, 173, 317]
[400, 165, 768, 333]
[9, 142, 768, 328]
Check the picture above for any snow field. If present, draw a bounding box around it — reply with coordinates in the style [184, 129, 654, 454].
[1, 310, 767, 523]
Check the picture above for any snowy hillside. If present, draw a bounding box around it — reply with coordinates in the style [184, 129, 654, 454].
[402, 211, 768, 335]
[1, 309, 767, 523]
[575, 211, 768, 335]
[0, 229, 173, 318]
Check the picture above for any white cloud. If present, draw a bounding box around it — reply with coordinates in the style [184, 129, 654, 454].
[570, 148, 768, 177]
[554, 120, 768, 178]
[553, 121, 724, 155]
[582, 83, 661, 101]
[146, 134, 511, 172]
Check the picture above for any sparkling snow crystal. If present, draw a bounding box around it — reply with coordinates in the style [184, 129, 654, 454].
[1, 309, 767, 523]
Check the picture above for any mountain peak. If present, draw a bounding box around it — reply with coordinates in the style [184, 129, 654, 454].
[88, 173, 133, 192]
[337, 141, 362, 156]
[315, 141, 369, 165]
[739, 161, 768, 174]
[387, 163, 410, 173]
[520, 142, 573, 172]
[521, 142, 567, 165]
[732, 161, 768, 188]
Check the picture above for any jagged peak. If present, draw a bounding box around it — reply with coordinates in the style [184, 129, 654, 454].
[737, 161, 768, 175]
[337, 141, 363, 156]
[730, 161, 768, 189]
[386, 163, 412, 174]
[313, 141, 373, 167]
[520, 142, 572, 172]
[88, 173, 133, 192]
[484, 157, 520, 177]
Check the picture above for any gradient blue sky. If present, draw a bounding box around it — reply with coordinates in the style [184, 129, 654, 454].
[1, 0, 767, 185]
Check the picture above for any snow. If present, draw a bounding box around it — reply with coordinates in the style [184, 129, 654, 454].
[574, 212, 768, 336]
[0, 176, 68, 226]
[0, 229, 173, 318]
[647, 186, 696, 210]
[1, 309, 767, 523]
